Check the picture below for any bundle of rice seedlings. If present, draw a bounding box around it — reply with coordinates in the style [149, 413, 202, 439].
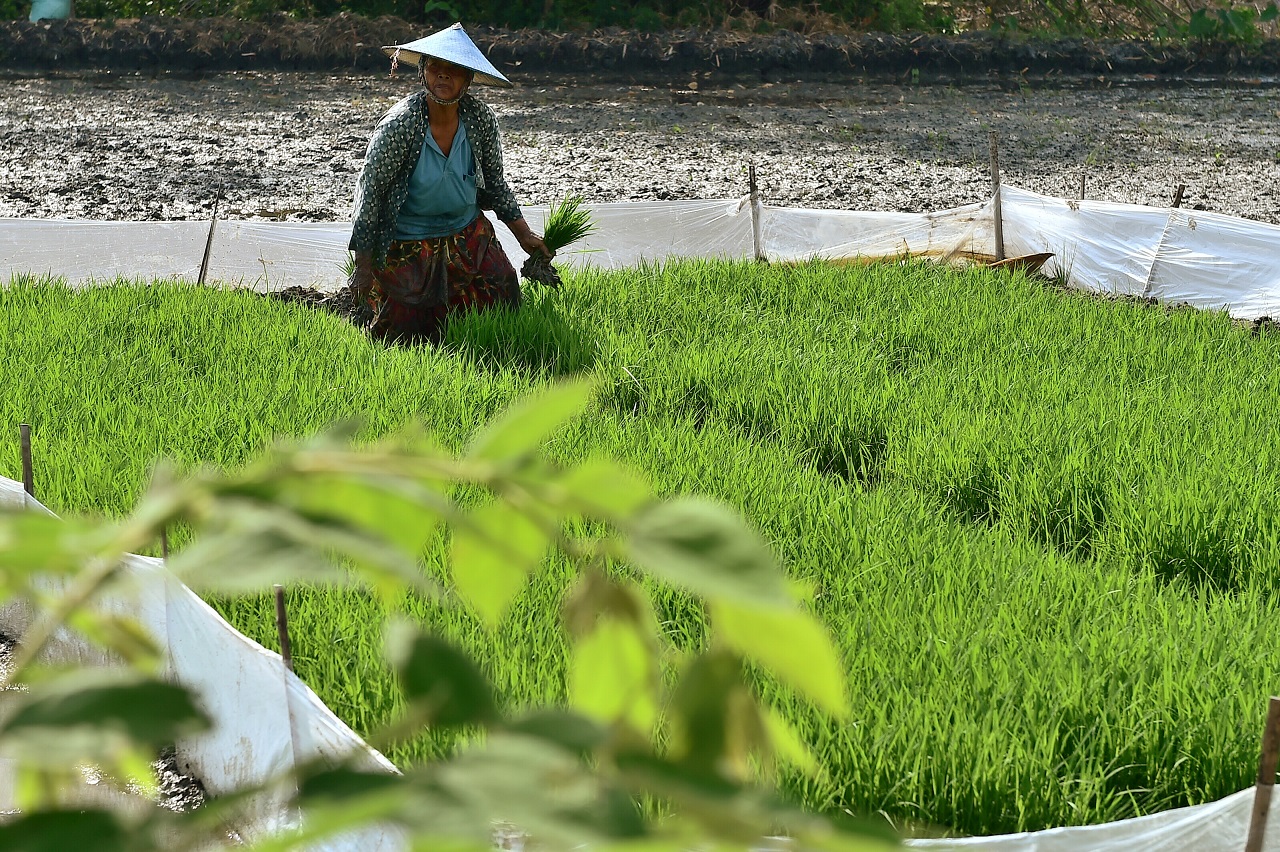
[522, 195, 596, 288]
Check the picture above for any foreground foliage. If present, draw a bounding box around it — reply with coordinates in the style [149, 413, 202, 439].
[0, 378, 891, 849]
[3, 259, 1280, 836]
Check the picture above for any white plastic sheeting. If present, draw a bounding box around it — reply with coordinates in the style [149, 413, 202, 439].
[0, 199, 755, 294]
[760, 197, 994, 264]
[907, 787, 1280, 851]
[0, 475, 403, 849]
[5, 186, 1280, 318]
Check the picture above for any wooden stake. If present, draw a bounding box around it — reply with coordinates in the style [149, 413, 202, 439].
[1245, 696, 1280, 852]
[749, 163, 766, 263]
[1079, 172, 1086, 201]
[274, 584, 293, 673]
[197, 189, 222, 286]
[1172, 184, 1186, 209]
[160, 529, 169, 561]
[989, 131, 1005, 262]
[19, 423, 33, 499]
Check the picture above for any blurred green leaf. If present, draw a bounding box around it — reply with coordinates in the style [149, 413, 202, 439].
[450, 499, 548, 626]
[63, 611, 164, 671]
[249, 776, 416, 852]
[613, 752, 893, 850]
[667, 651, 765, 781]
[762, 705, 818, 774]
[386, 623, 499, 728]
[557, 460, 654, 520]
[0, 510, 96, 583]
[608, 751, 764, 841]
[712, 600, 849, 717]
[438, 733, 613, 848]
[627, 498, 788, 607]
[0, 809, 136, 852]
[570, 617, 657, 732]
[166, 521, 347, 593]
[405, 840, 493, 852]
[505, 709, 608, 759]
[276, 474, 444, 558]
[116, 745, 161, 800]
[299, 766, 406, 801]
[0, 670, 210, 754]
[466, 378, 595, 466]
[170, 498, 432, 599]
[561, 571, 652, 637]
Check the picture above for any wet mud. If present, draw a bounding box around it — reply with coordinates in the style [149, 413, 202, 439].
[2, 69, 1279, 227]
[271, 283, 369, 324]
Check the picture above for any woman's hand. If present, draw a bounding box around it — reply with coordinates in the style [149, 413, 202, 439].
[508, 218, 553, 259]
[348, 252, 374, 297]
[518, 232, 552, 259]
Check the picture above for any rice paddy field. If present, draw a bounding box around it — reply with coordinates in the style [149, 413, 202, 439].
[4, 259, 1280, 839]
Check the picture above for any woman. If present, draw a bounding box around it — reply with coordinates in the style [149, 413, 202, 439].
[348, 23, 550, 344]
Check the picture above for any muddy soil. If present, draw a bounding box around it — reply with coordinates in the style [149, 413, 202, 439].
[2, 69, 1280, 228]
[0, 635, 13, 687]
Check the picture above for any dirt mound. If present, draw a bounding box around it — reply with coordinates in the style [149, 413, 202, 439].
[4, 15, 1280, 78]
[0, 14, 400, 72]
[269, 284, 370, 326]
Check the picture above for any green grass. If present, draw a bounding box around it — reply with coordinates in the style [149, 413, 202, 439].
[4, 261, 1280, 838]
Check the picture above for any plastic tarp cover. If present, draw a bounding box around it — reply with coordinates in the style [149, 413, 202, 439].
[1146, 207, 1280, 318]
[553, 198, 755, 270]
[907, 787, 1279, 851]
[761, 198, 992, 264]
[0, 220, 212, 284]
[6, 189, 1280, 319]
[0, 200, 754, 293]
[998, 187, 1168, 297]
[0, 476, 403, 850]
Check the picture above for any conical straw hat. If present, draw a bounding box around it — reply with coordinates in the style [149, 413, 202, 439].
[382, 23, 512, 88]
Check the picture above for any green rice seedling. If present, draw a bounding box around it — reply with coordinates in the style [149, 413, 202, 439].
[522, 195, 597, 288]
[541, 195, 596, 254]
[339, 251, 357, 280]
[7, 261, 1280, 838]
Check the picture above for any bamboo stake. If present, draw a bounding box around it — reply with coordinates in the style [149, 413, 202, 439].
[749, 163, 766, 263]
[1172, 184, 1186, 209]
[197, 189, 222, 286]
[989, 131, 1005, 262]
[19, 423, 33, 500]
[1245, 696, 1280, 852]
[274, 584, 293, 673]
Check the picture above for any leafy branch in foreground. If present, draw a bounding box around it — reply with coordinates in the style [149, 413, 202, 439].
[0, 378, 895, 851]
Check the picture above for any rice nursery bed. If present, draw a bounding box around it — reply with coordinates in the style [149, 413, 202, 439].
[4, 260, 1280, 838]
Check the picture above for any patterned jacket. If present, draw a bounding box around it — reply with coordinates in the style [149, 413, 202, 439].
[349, 91, 523, 269]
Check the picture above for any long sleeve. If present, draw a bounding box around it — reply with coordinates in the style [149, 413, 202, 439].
[467, 99, 523, 224]
[348, 115, 400, 255]
[348, 95, 426, 268]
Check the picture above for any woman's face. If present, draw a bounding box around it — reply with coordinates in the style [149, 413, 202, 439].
[423, 57, 471, 102]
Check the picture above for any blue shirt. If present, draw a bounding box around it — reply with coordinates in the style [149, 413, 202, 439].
[392, 121, 479, 240]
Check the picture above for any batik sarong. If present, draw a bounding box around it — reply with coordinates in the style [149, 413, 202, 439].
[367, 214, 519, 344]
